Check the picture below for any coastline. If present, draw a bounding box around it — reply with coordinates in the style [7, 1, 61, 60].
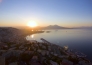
[0, 27, 92, 65]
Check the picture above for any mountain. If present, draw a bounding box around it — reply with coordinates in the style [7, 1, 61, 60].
[41, 25, 69, 29]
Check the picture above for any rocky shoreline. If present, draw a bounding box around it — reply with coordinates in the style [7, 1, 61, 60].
[0, 27, 92, 65]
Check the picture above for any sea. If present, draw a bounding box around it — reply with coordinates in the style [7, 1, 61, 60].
[26, 29, 92, 61]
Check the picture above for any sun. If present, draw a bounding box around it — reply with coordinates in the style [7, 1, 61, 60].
[27, 21, 37, 27]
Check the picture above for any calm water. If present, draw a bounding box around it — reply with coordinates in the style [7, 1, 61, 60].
[26, 29, 92, 61]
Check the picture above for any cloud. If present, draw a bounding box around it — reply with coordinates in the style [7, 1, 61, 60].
[0, 0, 2, 3]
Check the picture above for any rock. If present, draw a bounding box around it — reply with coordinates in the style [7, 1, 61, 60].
[62, 59, 73, 65]
[50, 60, 59, 65]
[9, 62, 18, 65]
[79, 60, 92, 65]
[0, 56, 5, 65]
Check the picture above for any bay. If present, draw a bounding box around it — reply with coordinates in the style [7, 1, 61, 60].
[26, 29, 92, 61]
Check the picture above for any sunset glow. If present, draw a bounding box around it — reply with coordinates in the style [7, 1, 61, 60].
[27, 21, 37, 27]
[0, 0, 92, 27]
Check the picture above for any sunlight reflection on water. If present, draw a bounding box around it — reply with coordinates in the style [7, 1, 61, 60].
[31, 35, 34, 38]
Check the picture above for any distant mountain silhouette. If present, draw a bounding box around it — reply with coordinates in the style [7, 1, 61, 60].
[41, 25, 69, 29]
[14, 25, 92, 30]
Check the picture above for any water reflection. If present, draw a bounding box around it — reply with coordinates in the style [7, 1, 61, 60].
[26, 35, 34, 41]
[32, 30, 33, 31]
[31, 35, 34, 38]
[26, 29, 92, 61]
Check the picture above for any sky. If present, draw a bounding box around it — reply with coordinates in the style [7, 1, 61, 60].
[0, 0, 92, 27]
